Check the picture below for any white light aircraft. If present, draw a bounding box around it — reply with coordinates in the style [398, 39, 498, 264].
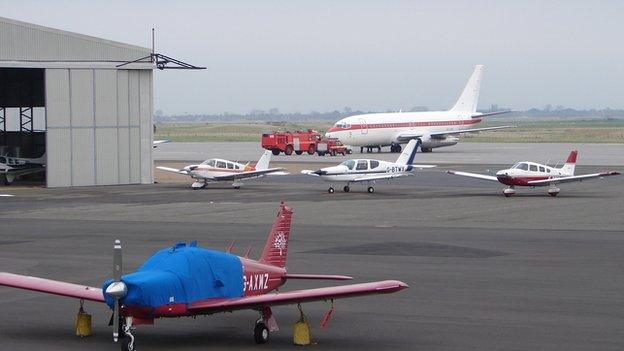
[446, 150, 621, 197]
[0, 153, 46, 185]
[325, 65, 512, 153]
[157, 150, 287, 189]
[301, 139, 435, 193]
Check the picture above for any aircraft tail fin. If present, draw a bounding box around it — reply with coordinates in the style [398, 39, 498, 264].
[449, 65, 484, 113]
[395, 139, 421, 168]
[560, 150, 577, 175]
[255, 150, 272, 171]
[259, 202, 293, 268]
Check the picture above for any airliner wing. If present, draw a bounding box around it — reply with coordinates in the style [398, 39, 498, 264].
[187, 280, 407, 314]
[156, 166, 189, 175]
[213, 168, 286, 181]
[0, 272, 104, 302]
[396, 125, 513, 142]
[527, 171, 620, 186]
[446, 170, 499, 181]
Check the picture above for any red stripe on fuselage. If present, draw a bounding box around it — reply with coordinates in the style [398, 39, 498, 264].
[327, 119, 479, 133]
[498, 176, 550, 186]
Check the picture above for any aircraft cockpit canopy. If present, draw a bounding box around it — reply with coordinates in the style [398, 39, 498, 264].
[201, 159, 241, 170]
[201, 159, 216, 167]
[512, 162, 529, 171]
[340, 160, 356, 170]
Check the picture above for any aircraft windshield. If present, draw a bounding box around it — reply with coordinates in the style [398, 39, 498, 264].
[201, 159, 216, 166]
[513, 163, 529, 171]
[340, 160, 356, 170]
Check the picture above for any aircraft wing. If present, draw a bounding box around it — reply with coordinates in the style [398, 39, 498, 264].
[396, 125, 513, 142]
[0, 272, 105, 302]
[446, 170, 499, 181]
[212, 168, 286, 181]
[2, 166, 45, 177]
[300, 170, 320, 177]
[187, 280, 408, 313]
[156, 166, 189, 175]
[153, 140, 171, 148]
[351, 173, 411, 182]
[526, 171, 621, 186]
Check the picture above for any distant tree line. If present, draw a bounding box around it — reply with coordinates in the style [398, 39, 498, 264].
[154, 106, 624, 123]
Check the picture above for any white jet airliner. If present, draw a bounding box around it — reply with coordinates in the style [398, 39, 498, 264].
[325, 65, 511, 153]
[157, 150, 287, 189]
[301, 139, 435, 193]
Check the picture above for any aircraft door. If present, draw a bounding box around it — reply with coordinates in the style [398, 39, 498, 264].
[358, 118, 368, 135]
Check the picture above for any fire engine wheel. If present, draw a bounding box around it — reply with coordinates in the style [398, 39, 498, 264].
[343, 185, 350, 193]
[254, 321, 270, 344]
[308, 145, 316, 155]
[295, 151, 303, 155]
[284, 146, 294, 155]
[271, 149, 280, 156]
[367, 186, 375, 193]
[328, 187, 335, 194]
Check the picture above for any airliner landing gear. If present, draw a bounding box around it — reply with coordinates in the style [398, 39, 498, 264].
[421, 147, 432, 153]
[232, 182, 243, 189]
[254, 319, 270, 344]
[360, 146, 364, 153]
[328, 186, 335, 194]
[503, 187, 516, 197]
[343, 185, 350, 192]
[390, 143, 402, 153]
[548, 187, 560, 197]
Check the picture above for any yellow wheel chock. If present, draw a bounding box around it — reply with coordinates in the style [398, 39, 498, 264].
[74, 300, 92, 337]
[293, 303, 311, 346]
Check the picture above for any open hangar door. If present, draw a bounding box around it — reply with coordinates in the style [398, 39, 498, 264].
[0, 68, 46, 186]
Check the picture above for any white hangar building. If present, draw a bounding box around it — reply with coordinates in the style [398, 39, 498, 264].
[0, 16, 201, 187]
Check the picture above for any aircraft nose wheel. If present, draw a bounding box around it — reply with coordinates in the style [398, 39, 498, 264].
[343, 185, 350, 192]
[328, 187, 335, 194]
[254, 320, 270, 344]
[367, 186, 374, 193]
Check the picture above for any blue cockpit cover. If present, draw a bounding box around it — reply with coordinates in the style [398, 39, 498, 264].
[103, 243, 244, 309]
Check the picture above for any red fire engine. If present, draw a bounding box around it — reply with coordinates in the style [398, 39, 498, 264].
[261, 130, 322, 155]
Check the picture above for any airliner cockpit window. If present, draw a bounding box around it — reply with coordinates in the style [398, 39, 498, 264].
[335, 122, 350, 129]
[340, 160, 356, 170]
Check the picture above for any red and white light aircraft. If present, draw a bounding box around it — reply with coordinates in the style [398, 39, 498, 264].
[446, 150, 621, 197]
[157, 150, 287, 189]
[325, 65, 511, 153]
[0, 203, 408, 351]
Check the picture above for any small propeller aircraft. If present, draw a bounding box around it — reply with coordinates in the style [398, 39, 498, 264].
[301, 139, 435, 193]
[0, 203, 408, 350]
[446, 150, 621, 197]
[0, 152, 46, 185]
[156, 150, 287, 189]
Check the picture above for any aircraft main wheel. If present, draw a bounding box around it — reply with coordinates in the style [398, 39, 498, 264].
[234, 186, 241, 189]
[421, 148, 432, 153]
[343, 185, 350, 192]
[367, 186, 374, 193]
[254, 322, 270, 344]
[328, 187, 335, 194]
[120, 337, 135, 351]
[272, 149, 280, 156]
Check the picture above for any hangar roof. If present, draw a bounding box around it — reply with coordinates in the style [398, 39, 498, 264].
[0, 16, 152, 68]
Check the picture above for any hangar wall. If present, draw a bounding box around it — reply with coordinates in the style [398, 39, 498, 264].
[45, 68, 153, 187]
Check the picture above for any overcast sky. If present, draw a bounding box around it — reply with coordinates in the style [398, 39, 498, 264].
[2, 1, 623, 114]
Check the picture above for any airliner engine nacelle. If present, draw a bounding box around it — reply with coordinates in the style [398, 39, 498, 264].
[419, 135, 458, 152]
